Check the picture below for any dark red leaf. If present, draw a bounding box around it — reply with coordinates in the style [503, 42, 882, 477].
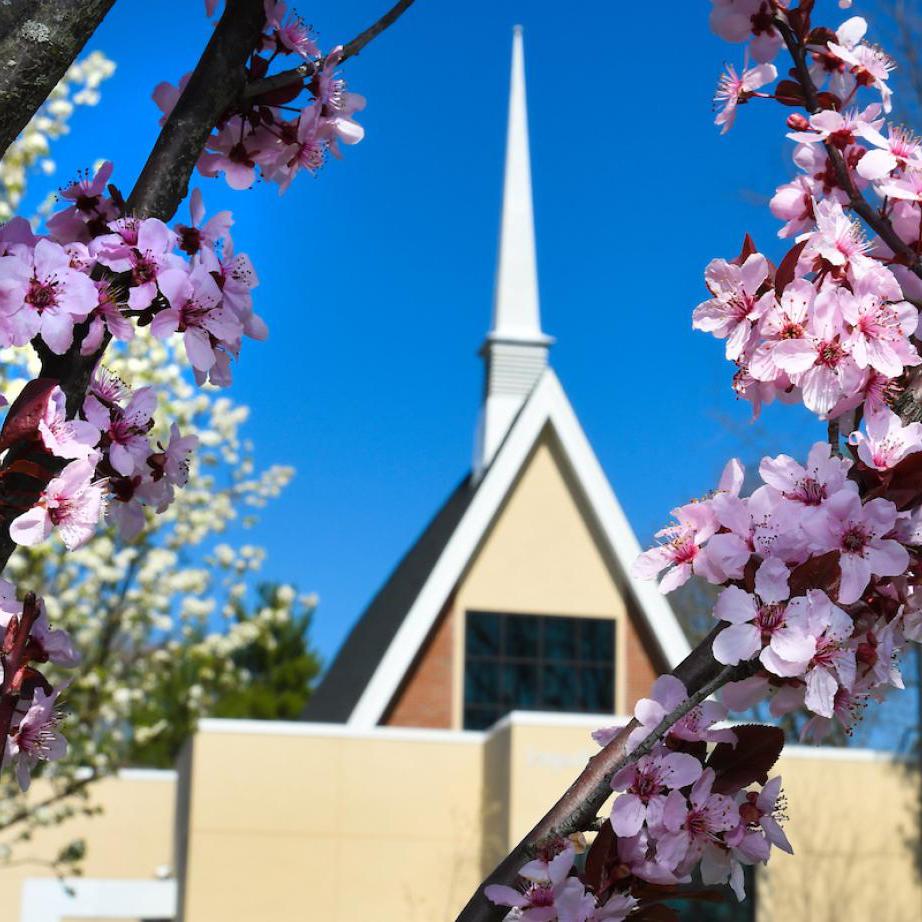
[252, 79, 304, 108]
[816, 91, 842, 111]
[787, 550, 840, 598]
[876, 451, 922, 511]
[707, 724, 785, 795]
[774, 240, 807, 297]
[774, 79, 807, 107]
[0, 378, 58, 453]
[583, 820, 618, 895]
[807, 26, 837, 47]
[732, 233, 758, 266]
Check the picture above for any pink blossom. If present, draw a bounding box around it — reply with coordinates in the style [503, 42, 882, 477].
[46, 160, 116, 243]
[175, 188, 233, 258]
[38, 385, 100, 462]
[80, 280, 135, 356]
[153, 265, 242, 377]
[610, 750, 703, 838]
[836, 286, 919, 380]
[9, 459, 104, 550]
[657, 769, 740, 871]
[203, 236, 267, 340]
[749, 278, 815, 381]
[5, 687, 67, 791]
[712, 560, 817, 671]
[735, 775, 793, 855]
[0, 586, 79, 667]
[84, 385, 156, 476]
[849, 406, 922, 470]
[714, 60, 777, 134]
[11, 239, 98, 353]
[798, 199, 871, 277]
[313, 47, 367, 153]
[632, 501, 720, 593]
[693, 254, 773, 360]
[806, 492, 908, 603]
[264, 1, 319, 58]
[856, 125, 922, 181]
[613, 675, 734, 752]
[152, 73, 191, 126]
[758, 441, 855, 530]
[152, 422, 198, 487]
[786, 105, 883, 150]
[273, 106, 327, 193]
[197, 118, 261, 191]
[770, 175, 818, 238]
[485, 844, 594, 922]
[92, 217, 181, 311]
[771, 294, 861, 418]
[828, 32, 895, 112]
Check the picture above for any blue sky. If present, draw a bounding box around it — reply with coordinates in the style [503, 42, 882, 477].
[20, 0, 904, 673]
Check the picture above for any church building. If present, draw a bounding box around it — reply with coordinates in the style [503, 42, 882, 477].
[304, 26, 690, 734]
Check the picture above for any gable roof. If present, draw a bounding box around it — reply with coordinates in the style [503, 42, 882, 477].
[307, 369, 691, 729]
[302, 475, 480, 723]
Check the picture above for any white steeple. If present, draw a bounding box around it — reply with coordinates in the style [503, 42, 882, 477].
[473, 26, 552, 479]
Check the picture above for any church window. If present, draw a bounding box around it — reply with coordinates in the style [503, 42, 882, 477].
[463, 611, 615, 730]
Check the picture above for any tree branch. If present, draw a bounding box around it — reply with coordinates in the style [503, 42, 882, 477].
[455, 631, 741, 922]
[242, 0, 418, 101]
[127, 0, 266, 220]
[0, 0, 117, 160]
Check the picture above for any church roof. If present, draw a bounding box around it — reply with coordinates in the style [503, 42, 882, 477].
[303, 475, 480, 723]
[305, 371, 692, 728]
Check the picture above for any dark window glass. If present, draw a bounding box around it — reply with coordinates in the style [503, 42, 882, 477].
[463, 612, 615, 730]
[670, 867, 756, 921]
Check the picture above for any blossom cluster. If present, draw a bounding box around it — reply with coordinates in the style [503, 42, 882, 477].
[155, 1, 366, 193]
[634, 425, 919, 740]
[0, 154, 268, 785]
[0, 586, 78, 791]
[488, 678, 791, 919]
[698, 9, 922, 421]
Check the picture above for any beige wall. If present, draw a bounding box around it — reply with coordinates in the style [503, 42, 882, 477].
[448, 432, 666, 727]
[176, 717, 921, 922]
[1, 770, 176, 922]
[178, 725, 485, 922]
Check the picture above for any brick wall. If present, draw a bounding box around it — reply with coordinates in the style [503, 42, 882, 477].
[382, 599, 455, 728]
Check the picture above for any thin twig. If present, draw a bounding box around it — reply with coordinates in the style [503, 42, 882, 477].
[243, 0, 418, 101]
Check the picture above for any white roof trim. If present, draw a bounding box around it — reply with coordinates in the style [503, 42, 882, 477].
[347, 370, 691, 728]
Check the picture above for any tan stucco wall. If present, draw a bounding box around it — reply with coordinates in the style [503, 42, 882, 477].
[447, 432, 666, 727]
[177, 719, 921, 922]
[178, 726, 485, 922]
[1, 770, 176, 922]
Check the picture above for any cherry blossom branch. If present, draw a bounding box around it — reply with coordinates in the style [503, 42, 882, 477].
[242, 0, 417, 101]
[0, 594, 42, 775]
[127, 0, 267, 220]
[455, 650, 742, 922]
[0, 2, 268, 576]
[774, 13, 922, 424]
[0, 0, 117, 160]
[775, 14, 922, 278]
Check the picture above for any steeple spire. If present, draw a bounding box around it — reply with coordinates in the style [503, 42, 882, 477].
[474, 26, 552, 479]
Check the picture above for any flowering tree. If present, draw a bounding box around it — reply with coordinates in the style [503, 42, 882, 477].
[0, 331, 319, 869]
[0, 0, 415, 881]
[455, 2, 922, 920]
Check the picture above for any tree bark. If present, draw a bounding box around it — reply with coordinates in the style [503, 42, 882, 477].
[0, 0, 117, 160]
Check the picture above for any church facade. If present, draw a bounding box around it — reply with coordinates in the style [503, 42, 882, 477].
[4, 29, 920, 922]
